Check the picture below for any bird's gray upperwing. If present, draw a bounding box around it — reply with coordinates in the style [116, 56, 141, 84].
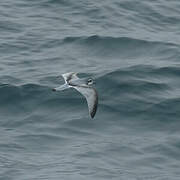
[73, 86, 98, 118]
[69, 78, 88, 86]
[62, 72, 79, 84]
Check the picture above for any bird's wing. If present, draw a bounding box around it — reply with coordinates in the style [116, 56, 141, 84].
[62, 72, 79, 83]
[73, 86, 98, 118]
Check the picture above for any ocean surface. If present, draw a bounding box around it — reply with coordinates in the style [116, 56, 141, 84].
[1, 0, 180, 179]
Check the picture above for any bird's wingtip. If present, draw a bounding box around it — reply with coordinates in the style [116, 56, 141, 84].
[90, 111, 96, 119]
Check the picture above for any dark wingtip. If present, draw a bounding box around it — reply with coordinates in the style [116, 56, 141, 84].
[52, 88, 56, 91]
[90, 114, 95, 119]
[90, 105, 98, 119]
[90, 90, 98, 119]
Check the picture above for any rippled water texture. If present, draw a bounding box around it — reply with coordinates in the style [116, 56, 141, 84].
[1, 0, 180, 179]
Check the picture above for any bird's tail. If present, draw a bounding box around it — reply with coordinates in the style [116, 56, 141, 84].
[52, 84, 69, 91]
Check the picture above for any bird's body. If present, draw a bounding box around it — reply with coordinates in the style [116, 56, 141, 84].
[52, 72, 98, 118]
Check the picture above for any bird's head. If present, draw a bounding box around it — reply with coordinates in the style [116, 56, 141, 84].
[87, 78, 94, 85]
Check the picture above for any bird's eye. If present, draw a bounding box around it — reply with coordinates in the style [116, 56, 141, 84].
[87, 79, 93, 84]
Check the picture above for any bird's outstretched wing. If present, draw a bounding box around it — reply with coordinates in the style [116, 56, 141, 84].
[73, 86, 98, 118]
[62, 72, 79, 83]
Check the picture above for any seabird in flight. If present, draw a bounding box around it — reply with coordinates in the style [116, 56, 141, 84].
[52, 72, 98, 118]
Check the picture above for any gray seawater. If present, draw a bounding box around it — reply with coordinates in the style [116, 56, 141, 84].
[1, 0, 180, 179]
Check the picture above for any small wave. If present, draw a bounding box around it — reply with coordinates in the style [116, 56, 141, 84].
[39, 35, 179, 54]
[62, 35, 178, 47]
[0, 82, 88, 119]
[143, 97, 180, 122]
[45, 0, 71, 6]
[0, 83, 51, 115]
[60, 35, 179, 60]
[0, 20, 23, 33]
[151, 66, 180, 77]
[97, 67, 170, 96]
[95, 66, 179, 120]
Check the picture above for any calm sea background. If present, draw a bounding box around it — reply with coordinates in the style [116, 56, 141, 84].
[1, 0, 180, 179]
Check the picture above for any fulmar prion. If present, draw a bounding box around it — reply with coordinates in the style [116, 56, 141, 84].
[52, 72, 98, 118]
